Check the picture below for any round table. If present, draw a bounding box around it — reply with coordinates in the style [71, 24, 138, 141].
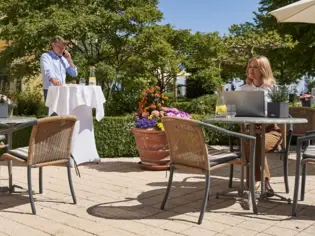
[203, 116, 308, 202]
[46, 85, 106, 165]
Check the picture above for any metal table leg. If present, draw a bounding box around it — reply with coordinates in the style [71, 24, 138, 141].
[259, 125, 291, 203]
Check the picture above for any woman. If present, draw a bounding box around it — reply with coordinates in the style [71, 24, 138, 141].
[240, 55, 282, 192]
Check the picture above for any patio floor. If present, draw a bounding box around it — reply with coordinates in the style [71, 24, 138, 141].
[0, 149, 315, 236]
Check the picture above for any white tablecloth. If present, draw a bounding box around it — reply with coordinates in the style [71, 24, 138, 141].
[46, 85, 106, 165]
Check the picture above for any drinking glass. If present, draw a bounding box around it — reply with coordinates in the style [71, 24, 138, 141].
[226, 104, 236, 118]
[79, 78, 86, 85]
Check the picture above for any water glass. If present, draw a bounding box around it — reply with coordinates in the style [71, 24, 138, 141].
[226, 104, 236, 118]
[79, 78, 86, 85]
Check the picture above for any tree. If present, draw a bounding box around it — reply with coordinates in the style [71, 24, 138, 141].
[128, 25, 191, 94]
[221, 23, 297, 84]
[253, 0, 315, 83]
[0, 0, 163, 100]
[184, 32, 227, 93]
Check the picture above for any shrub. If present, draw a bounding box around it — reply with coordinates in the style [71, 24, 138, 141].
[14, 89, 46, 117]
[104, 90, 139, 116]
[8, 114, 239, 158]
[172, 102, 192, 113]
[94, 115, 138, 157]
[189, 94, 217, 115]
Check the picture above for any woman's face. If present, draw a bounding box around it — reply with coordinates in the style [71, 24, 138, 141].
[247, 59, 262, 86]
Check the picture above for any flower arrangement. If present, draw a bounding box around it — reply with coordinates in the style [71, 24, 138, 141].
[299, 93, 314, 101]
[0, 93, 16, 106]
[135, 86, 191, 131]
[0, 93, 17, 117]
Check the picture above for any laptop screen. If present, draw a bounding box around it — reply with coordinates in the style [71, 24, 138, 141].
[223, 91, 266, 117]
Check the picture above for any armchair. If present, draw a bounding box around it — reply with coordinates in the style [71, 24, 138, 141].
[0, 116, 77, 215]
[292, 130, 315, 216]
[161, 117, 257, 224]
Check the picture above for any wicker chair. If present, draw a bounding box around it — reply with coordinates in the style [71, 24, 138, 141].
[289, 107, 315, 137]
[161, 117, 257, 224]
[292, 130, 315, 216]
[0, 116, 77, 215]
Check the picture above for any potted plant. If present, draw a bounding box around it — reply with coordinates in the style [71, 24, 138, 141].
[132, 86, 191, 170]
[299, 93, 314, 107]
[267, 85, 290, 118]
[0, 94, 16, 118]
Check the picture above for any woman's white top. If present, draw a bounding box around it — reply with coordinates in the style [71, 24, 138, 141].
[238, 83, 272, 116]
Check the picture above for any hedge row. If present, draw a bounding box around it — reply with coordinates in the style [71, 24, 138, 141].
[10, 115, 239, 158]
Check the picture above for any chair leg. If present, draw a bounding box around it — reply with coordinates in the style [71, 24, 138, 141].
[39, 167, 43, 194]
[67, 162, 77, 204]
[283, 154, 289, 194]
[198, 172, 210, 225]
[160, 164, 174, 210]
[300, 163, 307, 201]
[27, 166, 36, 215]
[229, 164, 234, 188]
[292, 145, 302, 216]
[284, 129, 293, 194]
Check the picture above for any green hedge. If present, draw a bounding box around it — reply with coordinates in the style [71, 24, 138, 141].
[94, 115, 138, 157]
[9, 114, 238, 158]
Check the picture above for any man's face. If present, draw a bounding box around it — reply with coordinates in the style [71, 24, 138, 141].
[52, 42, 66, 56]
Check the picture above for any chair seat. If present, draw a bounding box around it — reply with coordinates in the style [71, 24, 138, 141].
[303, 145, 315, 159]
[8, 147, 29, 161]
[208, 149, 241, 167]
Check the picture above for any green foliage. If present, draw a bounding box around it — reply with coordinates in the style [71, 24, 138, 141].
[14, 90, 46, 117]
[172, 102, 192, 113]
[94, 115, 138, 157]
[184, 32, 226, 92]
[188, 95, 217, 115]
[253, 0, 315, 83]
[268, 85, 291, 102]
[185, 78, 209, 98]
[104, 80, 146, 116]
[223, 23, 297, 84]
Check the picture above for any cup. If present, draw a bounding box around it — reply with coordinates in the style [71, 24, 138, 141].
[79, 78, 86, 85]
[226, 104, 236, 118]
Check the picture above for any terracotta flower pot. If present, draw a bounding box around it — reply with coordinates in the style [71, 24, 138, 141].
[131, 128, 170, 170]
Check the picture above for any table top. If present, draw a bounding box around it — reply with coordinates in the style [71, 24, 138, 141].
[203, 116, 308, 124]
[46, 85, 105, 121]
[0, 116, 36, 124]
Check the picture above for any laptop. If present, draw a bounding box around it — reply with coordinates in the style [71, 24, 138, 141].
[223, 91, 266, 117]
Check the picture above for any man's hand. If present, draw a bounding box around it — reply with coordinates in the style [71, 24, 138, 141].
[50, 78, 62, 86]
[63, 50, 76, 68]
[63, 50, 71, 60]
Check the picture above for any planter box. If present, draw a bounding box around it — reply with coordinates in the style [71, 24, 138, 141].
[267, 102, 289, 118]
[302, 99, 311, 107]
[0, 103, 8, 118]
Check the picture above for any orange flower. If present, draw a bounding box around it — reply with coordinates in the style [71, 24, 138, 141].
[151, 105, 156, 109]
[157, 103, 161, 107]
[154, 93, 159, 97]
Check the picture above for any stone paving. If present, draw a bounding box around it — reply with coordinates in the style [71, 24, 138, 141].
[0, 150, 315, 236]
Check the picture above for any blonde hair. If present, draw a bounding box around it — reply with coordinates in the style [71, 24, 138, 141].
[246, 55, 276, 87]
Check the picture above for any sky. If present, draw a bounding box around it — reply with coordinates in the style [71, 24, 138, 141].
[158, 0, 261, 35]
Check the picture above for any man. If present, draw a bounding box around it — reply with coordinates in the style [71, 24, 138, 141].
[40, 36, 78, 101]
